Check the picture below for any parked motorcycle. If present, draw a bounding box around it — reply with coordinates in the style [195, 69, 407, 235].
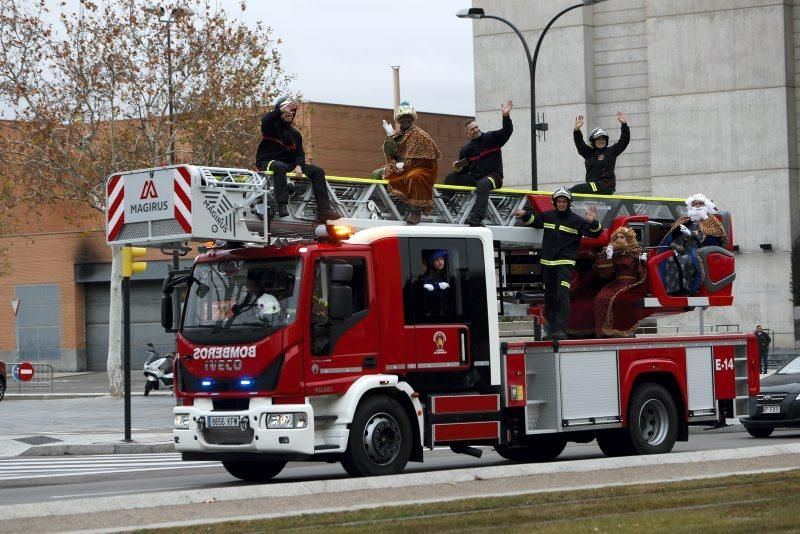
[143, 343, 175, 396]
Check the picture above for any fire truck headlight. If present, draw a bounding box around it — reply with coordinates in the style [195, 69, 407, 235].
[266, 413, 308, 429]
[174, 414, 190, 430]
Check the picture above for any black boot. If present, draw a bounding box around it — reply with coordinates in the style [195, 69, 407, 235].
[315, 209, 339, 223]
[277, 203, 290, 217]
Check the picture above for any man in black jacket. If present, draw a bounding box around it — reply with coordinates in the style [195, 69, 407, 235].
[755, 325, 772, 374]
[443, 100, 513, 226]
[570, 112, 629, 195]
[514, 188, 602, 340]
[255, 96, 336, 222]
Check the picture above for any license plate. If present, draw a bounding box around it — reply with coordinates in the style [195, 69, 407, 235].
[762, 405, 781, 414]
[208, 415, 240, 427]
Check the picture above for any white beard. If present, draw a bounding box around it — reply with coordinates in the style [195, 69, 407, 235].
[688, 206, 708, 222]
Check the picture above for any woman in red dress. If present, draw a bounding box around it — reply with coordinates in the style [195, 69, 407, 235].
[594, 227, 647, 337]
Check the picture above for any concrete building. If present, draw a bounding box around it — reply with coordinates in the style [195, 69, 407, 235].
[0, 103, 470, 371]
[469, 0, 800, 347]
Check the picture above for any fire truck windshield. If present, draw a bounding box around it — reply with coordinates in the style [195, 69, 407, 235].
[183, 258, 302, 339]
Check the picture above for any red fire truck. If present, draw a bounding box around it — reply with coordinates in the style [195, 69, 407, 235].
[106, 165, 759, 481]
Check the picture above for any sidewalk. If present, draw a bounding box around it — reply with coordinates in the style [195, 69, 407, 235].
[0, 371, 748, 457]
[1, 372, 175, 457]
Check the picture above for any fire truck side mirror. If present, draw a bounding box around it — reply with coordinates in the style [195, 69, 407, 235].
[161, 294, 174, 331]
[329, 285, 353, 320]
[330, 263, 353, 283]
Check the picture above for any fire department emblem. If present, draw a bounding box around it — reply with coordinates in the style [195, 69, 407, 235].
[433, 331, 447, 355]
[311, 363, 320, 375]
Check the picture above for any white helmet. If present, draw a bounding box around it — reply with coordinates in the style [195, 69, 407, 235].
[255, 294, 281, 322]
[589, 127, 609, 146]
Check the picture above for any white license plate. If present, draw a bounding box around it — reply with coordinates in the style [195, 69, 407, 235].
[208, 416, 240, 427]
[762, 405, 781, 414]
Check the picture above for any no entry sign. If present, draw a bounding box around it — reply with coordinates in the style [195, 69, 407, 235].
[13, 362, 34, 382]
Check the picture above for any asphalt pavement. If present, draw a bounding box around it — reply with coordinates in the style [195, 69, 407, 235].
[0, 371, 753, 457]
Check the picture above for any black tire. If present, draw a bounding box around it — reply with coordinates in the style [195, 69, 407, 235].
[342, 396, 412, 477]
[596, 430, 634, 457]
[222, 460, 287, 482]
[495, 436, 567, 462]
[144, 381, 153, 396]
[0, 378, 5, 402]
[626, 383, 678, 454]
[746, 426, 774, 438]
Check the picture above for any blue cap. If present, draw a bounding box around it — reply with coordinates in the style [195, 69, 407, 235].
[428, 250, 448, 263]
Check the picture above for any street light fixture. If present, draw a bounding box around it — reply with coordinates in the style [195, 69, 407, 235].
[142, 4, 195, 165]
[458, 1, 608, 190]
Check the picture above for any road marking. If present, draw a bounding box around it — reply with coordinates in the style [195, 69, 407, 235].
[0, 453, 217, 481]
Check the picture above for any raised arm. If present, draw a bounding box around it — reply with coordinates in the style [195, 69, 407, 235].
[573, 115, 592, 159]
[482, 101, 514, 147]
[261, 96, 288, 133]
[612, 112, 630, 156]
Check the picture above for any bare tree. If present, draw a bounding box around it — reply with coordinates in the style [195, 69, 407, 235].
[0, 0, 292, 394]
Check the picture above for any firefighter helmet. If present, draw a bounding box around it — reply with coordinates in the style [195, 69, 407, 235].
[552, 188, 572, 207]
[255, 293, 281, 323]
[589, 127, 609, 146]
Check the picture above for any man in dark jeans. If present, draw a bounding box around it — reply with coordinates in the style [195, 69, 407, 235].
[442, 100, 513, 226]
[570, 112, 629, 195]
[256, 96, 337, 222]
[755, 325, 772, 374]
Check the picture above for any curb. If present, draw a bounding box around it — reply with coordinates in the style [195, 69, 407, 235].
[3, 392, 174, 401]
[20, 442, 175, 457]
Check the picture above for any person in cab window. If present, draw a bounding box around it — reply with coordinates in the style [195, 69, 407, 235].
[658, 193, 727, 295]
[594, 227, 648, 338]
[514, 188, 601, 340]
[377, 101, 441, 225]
[441, 100, 514, 227]
[419, 250, 452, 317]
[231, 270, 265, 315]
[570, 112, 629, 195]
[255, 96, 338, 222]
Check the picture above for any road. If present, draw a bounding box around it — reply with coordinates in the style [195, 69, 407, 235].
[1, 431, 798, 506]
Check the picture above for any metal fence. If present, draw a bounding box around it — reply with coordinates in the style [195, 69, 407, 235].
[13, 363, 54, 393]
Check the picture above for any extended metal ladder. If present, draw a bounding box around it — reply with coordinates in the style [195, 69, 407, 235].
[106, 164, 687, 251]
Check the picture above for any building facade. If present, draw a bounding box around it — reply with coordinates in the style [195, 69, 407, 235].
[0, 103, 470, 371]
[471, 0, 800, 347]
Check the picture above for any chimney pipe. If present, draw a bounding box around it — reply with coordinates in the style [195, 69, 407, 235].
[391, 66, 401, 108]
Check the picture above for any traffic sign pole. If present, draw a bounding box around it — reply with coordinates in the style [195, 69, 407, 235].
[123, 275, 132, 443]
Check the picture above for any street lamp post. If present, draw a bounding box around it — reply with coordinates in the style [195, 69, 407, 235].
[142, 4, 195, 165]
[142, 4, 195, 343]
[457, 1, 607, 190]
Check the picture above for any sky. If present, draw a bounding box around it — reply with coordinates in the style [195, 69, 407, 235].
[35, 0, 476, 116]
[214, 0, 476, 116]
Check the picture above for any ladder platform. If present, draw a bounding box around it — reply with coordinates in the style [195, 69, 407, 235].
[105, 165, 688, 249]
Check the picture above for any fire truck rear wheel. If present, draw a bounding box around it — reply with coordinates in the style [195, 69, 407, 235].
[495, 436, 567, 462]
[627, 383, 678, 454]
[342, 396, 412, 477]
[221, 460, 287, 482]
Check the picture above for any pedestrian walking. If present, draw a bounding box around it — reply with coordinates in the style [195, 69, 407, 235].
[755, 325, 772, 374]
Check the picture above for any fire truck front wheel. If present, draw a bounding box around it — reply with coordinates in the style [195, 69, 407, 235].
[342, 396, 412, 477]
[627, 383, 678, 454]
[221, 460, 287, 482]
